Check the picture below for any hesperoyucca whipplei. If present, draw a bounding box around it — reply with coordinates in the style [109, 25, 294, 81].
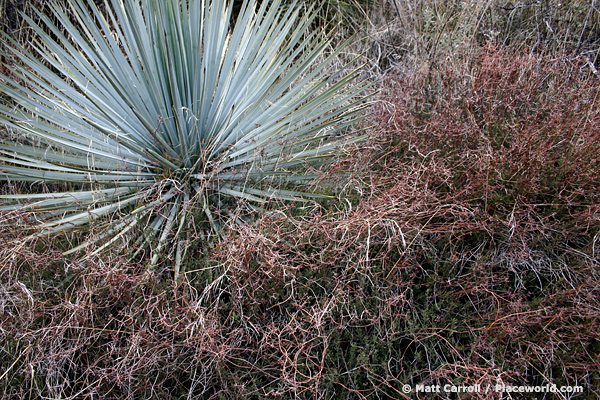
[0, 0, 368, 272]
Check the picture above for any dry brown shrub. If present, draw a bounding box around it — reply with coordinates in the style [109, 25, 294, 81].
[361, 44, 600, 397]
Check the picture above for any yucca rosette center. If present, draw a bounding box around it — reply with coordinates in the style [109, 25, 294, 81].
[0, 0, 368, 271]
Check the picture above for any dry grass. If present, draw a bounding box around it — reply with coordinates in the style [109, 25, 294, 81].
[1, 0, 600, 399]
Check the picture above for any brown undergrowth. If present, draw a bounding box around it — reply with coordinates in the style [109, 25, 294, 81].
[1, 40, 600, 400]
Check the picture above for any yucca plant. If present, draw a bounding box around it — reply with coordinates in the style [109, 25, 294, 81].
[0, 0, 367, 273]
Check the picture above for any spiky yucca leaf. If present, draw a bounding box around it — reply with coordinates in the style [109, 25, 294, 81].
[0, 0, 367, 271]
